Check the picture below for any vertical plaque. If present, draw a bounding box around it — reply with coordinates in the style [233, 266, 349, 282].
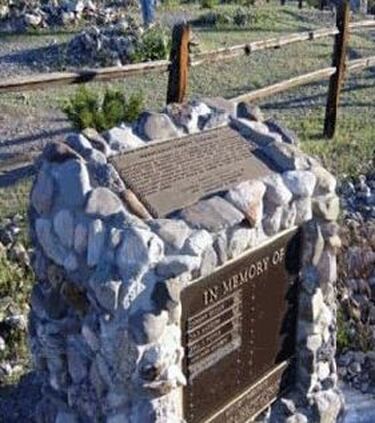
[181, 228, 301, 423]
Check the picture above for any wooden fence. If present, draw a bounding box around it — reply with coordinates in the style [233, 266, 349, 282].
[0, 2, 374, 139]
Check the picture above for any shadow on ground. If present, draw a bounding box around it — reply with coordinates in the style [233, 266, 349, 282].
[0, 371, 42, 423]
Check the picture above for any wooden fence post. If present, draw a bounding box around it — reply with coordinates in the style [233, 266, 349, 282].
[323, 0, 350, 138]
[166, 23, 191, 105]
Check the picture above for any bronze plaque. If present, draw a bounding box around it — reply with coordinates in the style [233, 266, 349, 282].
[181, 228, 301, 423]
[110, 126, 272, 217]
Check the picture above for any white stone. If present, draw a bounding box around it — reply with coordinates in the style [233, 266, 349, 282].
[104, 126, 145, 152]
[152, 219, 191, 251]
[35, 218, 68, 266]
[264, 174, 293, 206]
[295, 197, 312, 225]
[282, 170, 316, 198]
[52, 160, 91, 209]
[31, 167, 54, 215]
[53, 209, 74, 248]
[312, 194, 340, 221]
[85, 187, 124, 217]
[63, 252, 78, 272]
[227, 227, 255, 258]
[116, 226, 164, 279]
[317, 362, 331, 381]
[183, 230, 212, 256]
[74, 222, 88, 254]
[225, 180, 266, 227]
[137, 112, 180, 141]
[311, 166, 337, 195]
[156, 255, 201, 278]
[87, 219, 106, 267]
[280, 202, 297, 230]
[109, 227, 122, 249]
[232, 118, 283, 146]
[263, 206, 283, 236]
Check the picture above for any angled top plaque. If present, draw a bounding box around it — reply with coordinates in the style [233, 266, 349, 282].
[110, 125, 272, 218]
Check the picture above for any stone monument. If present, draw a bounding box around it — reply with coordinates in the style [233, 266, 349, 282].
[28, 98, 343, 423]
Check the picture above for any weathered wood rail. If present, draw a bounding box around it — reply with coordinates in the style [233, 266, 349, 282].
[0, 7, 374, 139]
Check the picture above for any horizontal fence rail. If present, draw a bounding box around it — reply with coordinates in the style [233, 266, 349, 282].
[0, 60, 170, 94]
[190, 27, 339, 66]
[232, 55, 375, 103]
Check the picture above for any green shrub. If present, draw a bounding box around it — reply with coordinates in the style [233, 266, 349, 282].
[63, 86, 144, 131]
[201, 0, 219, 9]
[131, 26, 170, 63]
[336, 307, 351, 352]
[0, 248, 34, 375]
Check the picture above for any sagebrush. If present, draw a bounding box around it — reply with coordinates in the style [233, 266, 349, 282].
[63, 86, 144, 131]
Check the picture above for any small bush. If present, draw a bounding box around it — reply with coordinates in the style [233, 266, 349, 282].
[131, 26, 170, 63]
[63, 86, 144, 131]
[201, 0, 219, 9]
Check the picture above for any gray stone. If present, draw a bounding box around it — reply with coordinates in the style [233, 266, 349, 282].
[74, 222, 88, 254]
[311, 166, 336, 195]
[116, 226, 164, 279]
[312, 389, 342, 423]
[107, 413, 130, 423]
[53, 209, 74, 248]
[312, 195, 340, 221]
[263, 206, 283, 236]
[31, 167, 54, 215]
[155, 255, 201, 278]
[282, 170, 316, 198]
[136, 112, 180, 141]
[64, 252, 78, 272]
[152, 278, 181, 311]
[202, 111, 228, 130]
[280, 202, 297, 230]
[85, 187, 124, 217]
[109, 227, 123, 249]
[264, 174, 293, 206]
[202, 97, 236, 116]
[35, 218, 68, 266]
[55, 412, 79, 423]
[317, 249, 337, 286]
[265, 118, 298, 145]
[165, 103, 199, 134]
[87, 148, 107, 165]
[200, 246, 218, 276]
[262, 141, 311, 171]
[231, 118, 282, 146]
[87, 219, 106, 267]
[236, 102, 264, 121]
[52, 159, 91, 209]
[225, 180, 265, 227]
[93, 278, 122, 312]
[302, 221, 324, 266]
[82, 127, 112, 157]
[183, 229, 213, 256]
[67, 343, 89, 384]
[180, 197, 244, 232]
[65, 133, 93, 158]
[151, 219, 191, 251]
[104, 126, 145, 151]
[227, 226, 255, 258]
[214, 230, 228, 265]
[43, 141, 82, 163]
[295, 197, 312, 225]
[129, 310, 169, 344]
[285, 413, 308, 423]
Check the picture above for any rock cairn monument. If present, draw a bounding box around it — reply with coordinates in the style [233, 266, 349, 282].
[29, 98, 343, 423]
